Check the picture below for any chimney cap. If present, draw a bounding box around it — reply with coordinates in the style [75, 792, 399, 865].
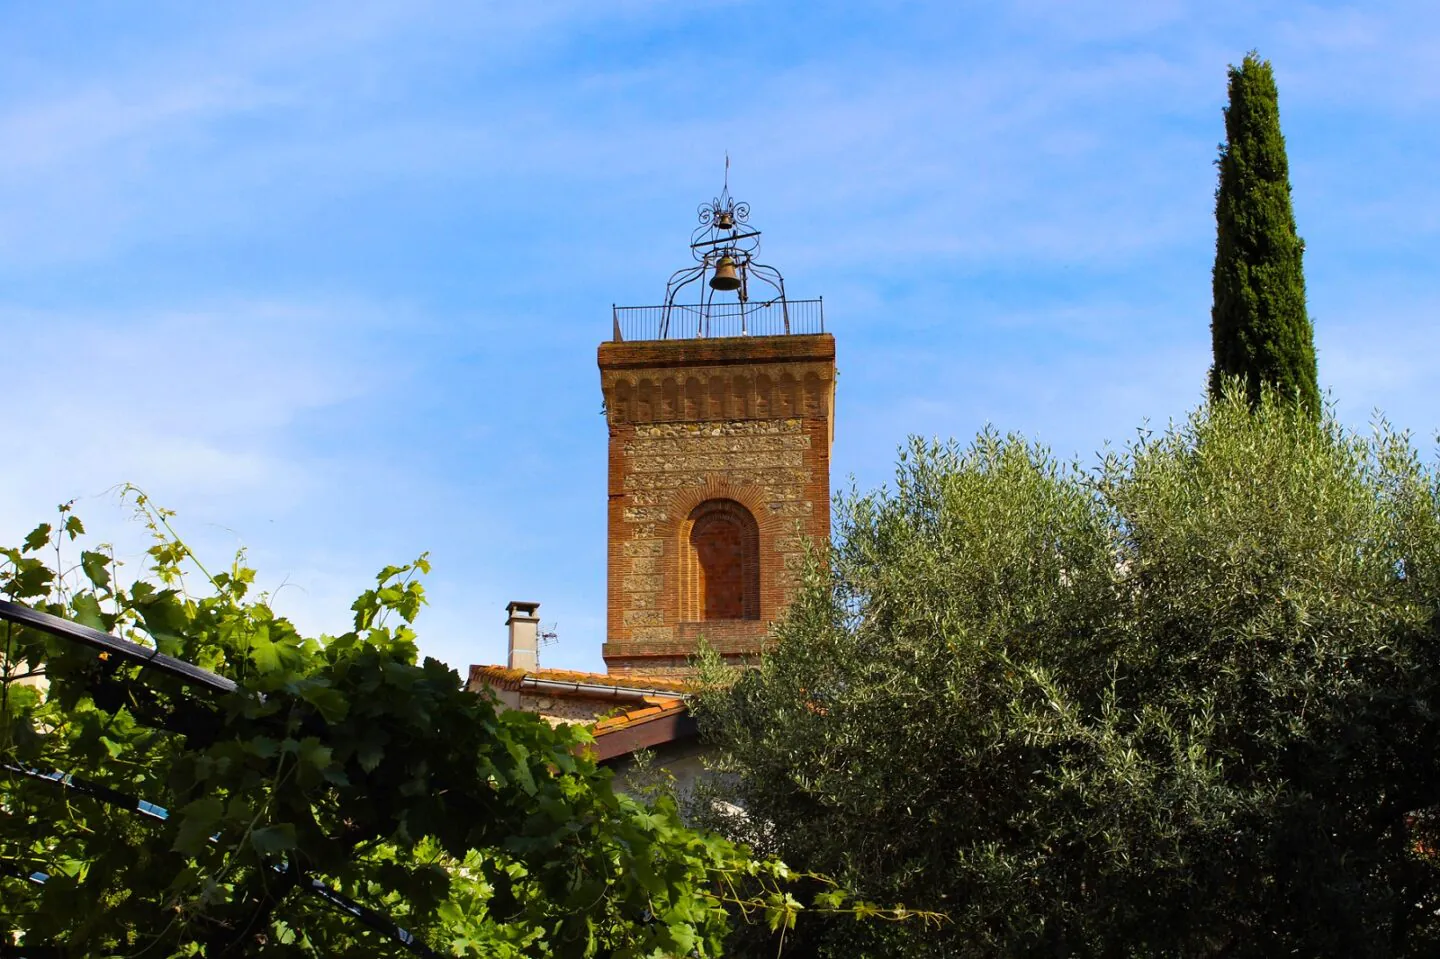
[506, 601, 541, 619]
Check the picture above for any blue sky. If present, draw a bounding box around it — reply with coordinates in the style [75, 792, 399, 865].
[3, 1, 1437, 674]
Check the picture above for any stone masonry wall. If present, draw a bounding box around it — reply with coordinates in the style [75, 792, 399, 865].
[517, 692, 620, 727]
[598, 334, 835, 678]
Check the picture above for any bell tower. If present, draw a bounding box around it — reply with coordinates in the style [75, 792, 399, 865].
[599, 176, 836, 678]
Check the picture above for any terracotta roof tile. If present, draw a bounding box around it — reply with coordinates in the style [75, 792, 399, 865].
[469, 665, 528, 690]
[591, 697, 688, 736]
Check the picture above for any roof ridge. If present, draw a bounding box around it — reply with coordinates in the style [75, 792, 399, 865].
[468, 663, 696, 693]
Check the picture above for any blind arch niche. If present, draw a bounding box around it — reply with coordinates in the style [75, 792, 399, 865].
[681, 498, 761, 621]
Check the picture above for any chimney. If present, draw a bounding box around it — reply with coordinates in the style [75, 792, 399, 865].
[506, 601, 541, 672]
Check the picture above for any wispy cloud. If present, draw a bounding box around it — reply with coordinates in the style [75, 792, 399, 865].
[1, 298, 394, 573]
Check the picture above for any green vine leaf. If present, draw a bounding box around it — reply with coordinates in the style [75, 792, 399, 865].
[251, 823, 297, 855]
[173, 796, 225, 855]
[79, 550, 111, 591]
[22, 523, 51, 552]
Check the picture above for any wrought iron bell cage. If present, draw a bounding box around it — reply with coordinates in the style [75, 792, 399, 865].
[658, 174, 792, 339]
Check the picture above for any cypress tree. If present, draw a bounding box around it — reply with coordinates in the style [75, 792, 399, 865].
[1209, 52, 1320, 418]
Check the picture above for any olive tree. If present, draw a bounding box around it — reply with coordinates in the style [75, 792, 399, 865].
[696, 390, 1440, 957]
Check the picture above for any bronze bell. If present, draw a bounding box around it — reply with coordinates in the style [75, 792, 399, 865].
[710, 255, 741, 291]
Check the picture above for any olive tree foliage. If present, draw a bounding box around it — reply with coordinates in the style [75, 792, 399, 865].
[695, 389, 1440, 957]
[0, 492, 902, 957]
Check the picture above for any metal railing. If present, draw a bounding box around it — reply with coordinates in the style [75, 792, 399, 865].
[612, 297, 823, 342]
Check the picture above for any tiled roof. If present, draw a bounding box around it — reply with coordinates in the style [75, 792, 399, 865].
[467, 664, 696, 694]
[466, 665, 699, 761]
[589, 696, 697, 762]
[591, 697, 688, 735]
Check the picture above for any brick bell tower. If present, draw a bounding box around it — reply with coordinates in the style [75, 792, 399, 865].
[599, 177, 835, 678]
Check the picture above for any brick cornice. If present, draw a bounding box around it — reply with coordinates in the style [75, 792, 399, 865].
[600, 366, 834, 427]
[599, 333, 834, 372]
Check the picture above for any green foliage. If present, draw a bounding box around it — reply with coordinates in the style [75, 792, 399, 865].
[696, 389, 1440, 957]
[1209, 51, 1320, 418]
[0, 492, 904, 956]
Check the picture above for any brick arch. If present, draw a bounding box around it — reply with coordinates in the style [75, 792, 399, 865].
[755, 373, 773, 417]
[636, 377, 656, 421]
[777, 372, 799, 416]
[801, 372, 822, 416]
[610, 378, 633, 422]
[706, 375, 726, 418]
[667, 480, 778, 542]
[683, 376, 703, 419]
[733, 374, 753, 417]
[658, 377, 678, 420]
[666, 480, 779, 624]
[680, 499, 760, 621]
